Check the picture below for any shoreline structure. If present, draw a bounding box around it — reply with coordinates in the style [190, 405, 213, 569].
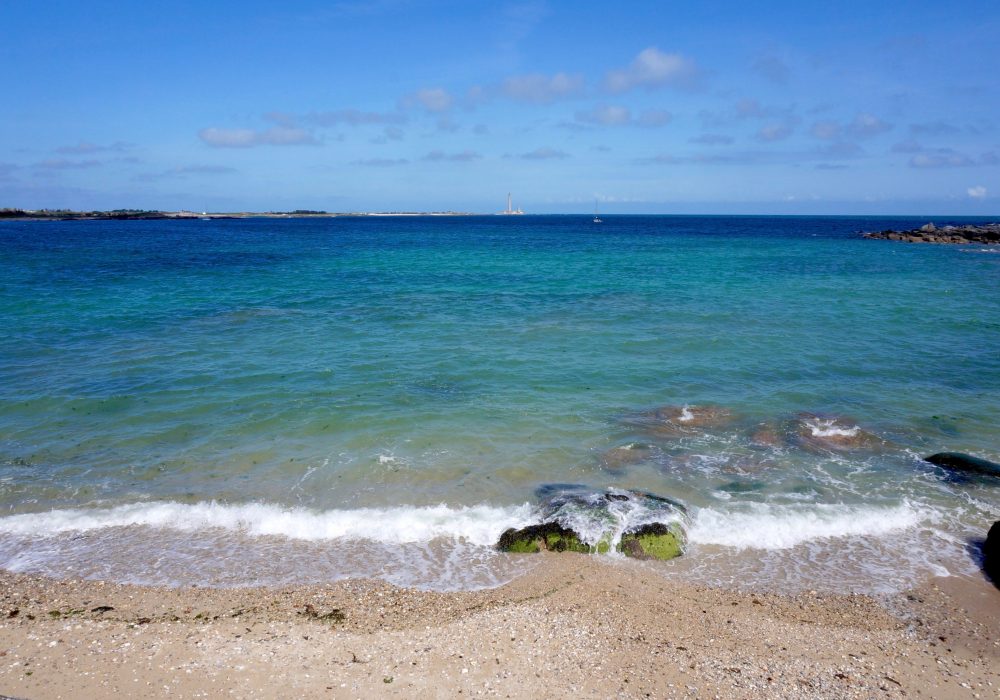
[0, 557, 997, 699]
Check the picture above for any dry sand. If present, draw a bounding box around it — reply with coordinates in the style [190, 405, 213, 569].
[0, 555, 996, 699]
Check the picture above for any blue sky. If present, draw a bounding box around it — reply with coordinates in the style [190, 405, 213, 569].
[1, 1, 998, 214]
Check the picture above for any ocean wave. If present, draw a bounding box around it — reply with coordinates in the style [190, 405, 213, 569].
[803, 418, 859, 438]
[0, 501, 537, 547]
[688, 501, 928, 550]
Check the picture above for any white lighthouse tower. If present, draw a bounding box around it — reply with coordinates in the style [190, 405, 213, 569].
[501, 192, 524, 215]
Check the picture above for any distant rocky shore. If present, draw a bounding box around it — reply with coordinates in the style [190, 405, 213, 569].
[863, 222, 1000, 244]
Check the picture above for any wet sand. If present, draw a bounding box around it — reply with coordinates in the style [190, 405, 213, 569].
[0, 555, 997, 699]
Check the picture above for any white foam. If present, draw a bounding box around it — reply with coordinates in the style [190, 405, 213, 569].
[805, 418, 859, 438]
[689, 501, 927, 550]
[0, 501, 537, 547]
[678, 405, 694, 422]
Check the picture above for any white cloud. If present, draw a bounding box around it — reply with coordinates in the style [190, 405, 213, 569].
[847, 113, 892, 138]
[502, 72, 584, 103]
[421, 150, 481, 162]
[404, 87, 453, 113]
[34, 158, 103, 169]
[810, 121, 841, 140]
[576, 104, 631, 126]
[575, 105, 671, 128]
[752, 54, 790, 84]
[351, 158, 409, 167]
[198, 127, 317, 148]
[637, 109, 673, 127]
[520, 147, 570, 160]
[967, 185, 987, 199]
[756, 123, 794, 142]
[604, 47, 700, 93]
[689, 134, 733, 145]
[55, 141, 133, 155]
[306, 109, 406, 126]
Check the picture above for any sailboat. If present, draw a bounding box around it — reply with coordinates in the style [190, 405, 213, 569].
[593, 200, 602, 224]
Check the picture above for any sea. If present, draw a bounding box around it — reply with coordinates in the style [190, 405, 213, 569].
[1, 215, 997, 594]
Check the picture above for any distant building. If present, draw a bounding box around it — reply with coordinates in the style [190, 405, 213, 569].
[500, 192, 524, 215]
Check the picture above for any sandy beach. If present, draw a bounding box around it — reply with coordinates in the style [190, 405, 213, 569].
[0, 555, 996, 699]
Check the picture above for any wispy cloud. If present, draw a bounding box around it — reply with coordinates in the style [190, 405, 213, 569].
[968, 185, 987, 199]
[847, 113, 892, 138]
[756, 123, 794, 142]
[752, 54, 790, 84]
[604, 47, 701, 93]
[305, 109, 406, 126]
[421, 150, 481, 162]
[638, 142, 863, 166]
[910, 120, 962, 136]
[501, 72, 585, 103]
[520, 147, 570, 160]
[34, 158, 103, 169]
[689, 134, 733, 145]
[55, 141, 133, 155]
[133, 165, 237, 182]
[909, 149, 996, 168]
[198, 126, 318, 148]
[575, 105, 672, 128]
[576, 104, 630, 126]
[699, 99, 793, 128]
[402, 87, 453, 113]
[351, 157, 409, 167]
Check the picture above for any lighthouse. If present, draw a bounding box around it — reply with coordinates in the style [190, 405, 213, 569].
[501, 193, 524, 215]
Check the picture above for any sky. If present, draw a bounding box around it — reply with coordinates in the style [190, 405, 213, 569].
[1, 0, 998, 214]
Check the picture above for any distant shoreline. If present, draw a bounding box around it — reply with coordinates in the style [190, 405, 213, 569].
[0, 208, 481, 221]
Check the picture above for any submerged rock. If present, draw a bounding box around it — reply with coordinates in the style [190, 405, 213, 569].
[794, 413, 883, 451]
[985, 522, 1000, 583]
[617, 522, 684, 560]
[627, 404, 734, 437]
[497, 486, 687, 560]
[599, 443, 653, 473]
[923, 452, 1000, 480]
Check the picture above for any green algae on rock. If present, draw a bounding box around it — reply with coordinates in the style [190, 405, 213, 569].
[617, 522, 685, 560]
[496, 522, 593, 553]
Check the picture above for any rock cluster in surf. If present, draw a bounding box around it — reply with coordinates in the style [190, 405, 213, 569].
[863, 222, 1000, 244]
[497, 487, 686, 561]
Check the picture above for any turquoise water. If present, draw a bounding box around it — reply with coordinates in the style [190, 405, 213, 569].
[0, 216, 997, 590]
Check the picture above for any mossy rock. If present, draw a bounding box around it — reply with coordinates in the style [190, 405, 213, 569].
[616, 522, 684, 561]
[496, 522, 592, 554]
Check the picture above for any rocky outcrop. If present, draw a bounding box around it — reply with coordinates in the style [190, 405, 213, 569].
[617, 522, 684, 560]
[923, 452, 1000, 479]
[497, 522, 592, 554]
[497, 487, 687, 560]
[985, 521, 1000, 583]
[863, 223, 1000, 244]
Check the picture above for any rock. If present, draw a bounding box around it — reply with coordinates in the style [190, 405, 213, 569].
[627, 404, 734, 437]
[497, 522, 592, 554]
[599, 443, 653, 473]
[923, 452, 1000, 479]
[498, 486, 688, 558]
[617, 522, 684, 561]
[749, 422, 784, 448]
[795, 413, 883, 451]
[985, 522, 1000, 583]
[863, 222, 1000, 245]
